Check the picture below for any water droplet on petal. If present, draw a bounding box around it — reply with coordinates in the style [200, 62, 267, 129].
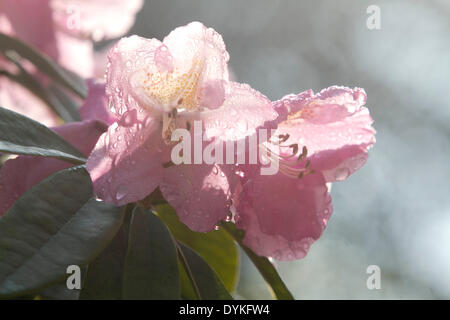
[334, 167, 350, 181]
[115, 185, 127, 201]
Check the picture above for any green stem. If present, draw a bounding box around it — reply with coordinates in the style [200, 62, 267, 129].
[219, 221, 294, 300]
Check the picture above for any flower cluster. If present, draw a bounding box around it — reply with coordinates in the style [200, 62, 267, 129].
[0, 21, 375, 261]
[86, 22, 376, 260]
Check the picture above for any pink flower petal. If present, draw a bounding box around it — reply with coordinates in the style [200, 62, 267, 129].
[196, 82, 278, 141]
[54, 31, 94, 77]
[50, 0, 143, 41]
[106, 35, 165, 117]
[86, 117, 167, 205]
[163, 21, 229, 84]
[0, 77, 59, 127]
[0, 0, 58, 59]
[80, 79, 117, 125]
[276, 86, 376, 182]
[0, 120, 106, 216]
[234, 172, 332, 261]
[160, 164, 231, 232]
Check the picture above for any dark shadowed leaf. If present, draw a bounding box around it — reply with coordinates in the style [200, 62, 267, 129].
[0, 166, 125, 298]
[0, 107, 86, 164]
[122, 207, 180, 300]
[1, 50, 81, 122]
[0, 33, 87, 98]
[155, 204, 239, 293]
[79, 207, 132, 300]
[39, 276, 83, 300]
[177, 242, 233, 300]
[220, 222, 294, 300]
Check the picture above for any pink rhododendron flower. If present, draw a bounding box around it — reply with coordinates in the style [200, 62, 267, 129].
[233, 86, 376, 260]
[86, 22, 278, 232]
[0, 0, 142, 125]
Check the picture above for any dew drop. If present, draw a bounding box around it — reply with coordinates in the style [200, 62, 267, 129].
[115, 185, 127, 201]
[122, 110, 136, 126]
[334, 167, 350, 181]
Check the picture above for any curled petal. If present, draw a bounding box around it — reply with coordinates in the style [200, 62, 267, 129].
[277, 86, 375, 182]
[106, 35, 164, 117]
[86, 117, 167, 205]
[234, 173, 332, 261]
[0, 120, 106, 216]
[163, 21, 230, 84]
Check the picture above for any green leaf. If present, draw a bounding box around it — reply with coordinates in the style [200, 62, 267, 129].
[220, 222, 294, 300]
[0, 33, 87, 98]
[0, 106, 86, 164]
[155, 204, 239, 293]
[79, 207, 132, 300]
[177, 242, 233, 300]
[0, 166, 125, 298]
[47, 83, 81, 122]
[122, 207, 180, 300]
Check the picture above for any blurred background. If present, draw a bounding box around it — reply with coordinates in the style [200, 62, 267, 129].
[105, 0, 449, 299]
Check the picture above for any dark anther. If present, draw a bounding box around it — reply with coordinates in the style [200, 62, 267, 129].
[297, 146, 308, 162]
[289, 143, 299, 155]
[177, 98, 183, 105]
[186, 121, 191, 131]
[278, 133, 290, 143]
[304, 159, 310, 168]
[171, 108, 178, 118]
[162, 161, 175, 168]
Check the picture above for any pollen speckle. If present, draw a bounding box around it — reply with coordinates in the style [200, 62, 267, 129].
[141, 59, 203, 112]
